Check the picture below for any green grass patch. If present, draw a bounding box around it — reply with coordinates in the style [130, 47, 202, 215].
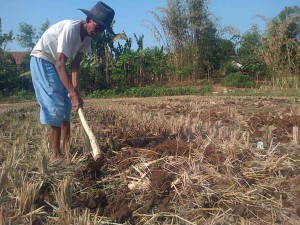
[0, 90, 35, 103]
[220, 88, 300, 98]
[89, 86, 213, 98]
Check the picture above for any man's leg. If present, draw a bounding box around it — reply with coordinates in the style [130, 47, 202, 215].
[61, 121, 70, 154]
[30, 57, 68, 164]
[49, 126, 63, 163]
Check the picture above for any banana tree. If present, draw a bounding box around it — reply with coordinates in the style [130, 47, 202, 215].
[90, 31, 128, 88]
[145, 46, 167, 84]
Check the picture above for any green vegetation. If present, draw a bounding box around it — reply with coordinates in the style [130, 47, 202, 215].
[14, 89, 35, 101]
[89, 86, 213, 98]
[222, 88, 300, 98]
[222, 72, 255, 88]
[0, 3, 300, 99]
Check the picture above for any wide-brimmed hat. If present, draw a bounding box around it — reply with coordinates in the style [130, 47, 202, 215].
[79, 1, 115, 35]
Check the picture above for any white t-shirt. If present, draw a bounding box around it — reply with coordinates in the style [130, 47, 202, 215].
[31, 20, 92, 65]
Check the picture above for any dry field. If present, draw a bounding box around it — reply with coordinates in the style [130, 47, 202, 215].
[1, 96, 300, 225]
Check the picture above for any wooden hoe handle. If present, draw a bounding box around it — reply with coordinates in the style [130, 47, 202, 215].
[78, 108, 101, 161]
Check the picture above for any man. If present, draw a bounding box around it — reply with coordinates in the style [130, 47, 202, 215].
[30, 2, 115, 164]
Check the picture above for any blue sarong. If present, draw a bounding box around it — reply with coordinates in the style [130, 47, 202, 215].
[30, 56, 71, 127]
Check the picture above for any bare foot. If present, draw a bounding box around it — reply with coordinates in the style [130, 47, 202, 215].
[49, 151, 64, 166]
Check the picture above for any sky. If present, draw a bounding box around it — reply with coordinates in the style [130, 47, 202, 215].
[0, 0, 299, 51]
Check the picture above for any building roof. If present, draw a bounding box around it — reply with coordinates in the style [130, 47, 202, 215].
[6, 52, 29, 65]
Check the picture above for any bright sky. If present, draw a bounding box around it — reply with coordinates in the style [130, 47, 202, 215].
[0, 0, 299, 51]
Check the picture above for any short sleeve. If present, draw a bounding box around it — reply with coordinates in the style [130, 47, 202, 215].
[57, 24, 77, 58]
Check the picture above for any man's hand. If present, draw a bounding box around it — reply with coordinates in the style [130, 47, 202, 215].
[69, 91, 83, 111]
[56, 52, 84, 111]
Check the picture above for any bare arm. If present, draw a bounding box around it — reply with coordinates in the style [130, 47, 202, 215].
[71, 52, 83, 91]
[55, 52, 83, 110]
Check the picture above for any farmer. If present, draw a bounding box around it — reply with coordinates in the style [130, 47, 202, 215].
[30, 2, 115, 164]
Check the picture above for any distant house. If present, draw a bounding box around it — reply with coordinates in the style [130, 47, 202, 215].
[231, 60, 243, 69]
[6, 52, 29, 66]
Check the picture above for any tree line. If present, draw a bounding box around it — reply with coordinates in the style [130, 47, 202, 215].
[0, 1, 299, 96]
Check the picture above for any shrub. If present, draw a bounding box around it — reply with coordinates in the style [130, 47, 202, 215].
[199, 85, 213, 94]
[15, 90, 35, 101]
[222, 72, 254, 88]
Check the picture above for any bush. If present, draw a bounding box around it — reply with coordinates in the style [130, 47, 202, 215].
[199, 85, 213, 94]
[219, 62, 239, 76]
[15, 90, 35, 101]
[222, 72, 254, 88]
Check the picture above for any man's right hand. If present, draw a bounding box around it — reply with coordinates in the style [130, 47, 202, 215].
[69, 91, 83, 111]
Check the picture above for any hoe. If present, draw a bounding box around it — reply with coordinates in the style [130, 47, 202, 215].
[78, 108, 102, 161]
[78, 33, 128, 164]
